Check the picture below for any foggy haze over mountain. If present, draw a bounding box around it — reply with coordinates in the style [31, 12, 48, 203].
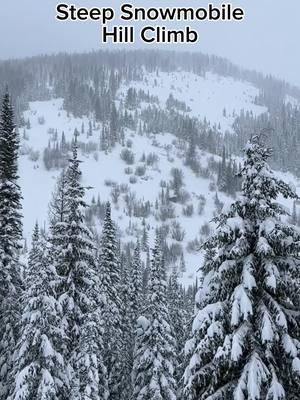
[0, 0, 299, 86]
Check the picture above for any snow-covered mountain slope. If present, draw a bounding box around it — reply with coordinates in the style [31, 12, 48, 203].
[18, 71, 299, 286]
[119, 71, 267, 132]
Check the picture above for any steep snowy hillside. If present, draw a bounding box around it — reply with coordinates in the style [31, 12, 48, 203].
[18, 71, 298, 286]
[119, 71, 267, 132]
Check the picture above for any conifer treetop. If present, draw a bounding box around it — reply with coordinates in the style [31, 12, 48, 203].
[184, 135, 300, 400]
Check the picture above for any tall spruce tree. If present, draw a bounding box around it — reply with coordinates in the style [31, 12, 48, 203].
[289, 201, 298, 226]
[132, 236, 177, 400]
[120, 252, 133, 399]
[121, 241, 144, 398]
[11, 226, 68, 400]
[184, 135, 300, 399]
[77, 304, 108, 400]
[48, 169, 69, 227]
[129, 241, 143, 328]
[48, 168, 70, 289]
[0, 91, 23, 399]
[54, 143, 108, 399]
[97, 202, 123, 400]
[26, 221, 40, 279]
[168, 267, 187, 384]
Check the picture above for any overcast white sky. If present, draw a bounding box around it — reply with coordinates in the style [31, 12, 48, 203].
[0, 0, 299, 86]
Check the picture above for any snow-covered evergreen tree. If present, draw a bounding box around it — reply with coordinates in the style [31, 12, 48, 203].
[168, 266, 187, 383]
[11, 226, 68, 400]
[129, 241, 143, 329]
[119, 241, 144, 398]
[141, 222, 149, 252]
[289, 200, 298, 226]
[48, 169, 69, 227]
[132, 236, 177, 400]
[26, 221, 41, 279]
[54, 143, 108, 399]
[0, 91, 22, 250]
[97, 202, 123, 400]
[0, 91, 23, 399]
[47, 168, 70, 290]
[180, 252, 186, 274]
[77, 302, 108, 400]
[120, 253, 133, 399]
[184, 135, 300, 399]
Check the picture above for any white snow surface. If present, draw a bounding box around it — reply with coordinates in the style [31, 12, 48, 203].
[119, 71, 267, 133]
[18, 72, 299, 287]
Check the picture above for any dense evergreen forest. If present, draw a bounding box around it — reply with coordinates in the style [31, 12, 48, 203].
[0, 90, 299, 399]
[0, 50, 299, 399]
